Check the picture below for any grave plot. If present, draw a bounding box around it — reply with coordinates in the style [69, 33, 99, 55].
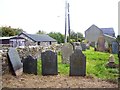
[70, 49, 86, 76]
[41, 50, 58, 75]
[8, 47, 23, 76]
[61, 43, 73, 64]
[23, 55, 37, 75]
[97, 36, 105, 52]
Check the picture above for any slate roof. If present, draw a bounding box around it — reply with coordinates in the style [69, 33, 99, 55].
[100, 28, 115, 35]
[19, 32, 56, 42]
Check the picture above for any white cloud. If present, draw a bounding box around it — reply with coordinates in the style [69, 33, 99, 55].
[0, 0, 119, 36]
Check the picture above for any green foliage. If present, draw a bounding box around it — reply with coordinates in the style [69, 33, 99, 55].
[57, 52, 69, 75]
[70, 30, 84, 42]
[48, 32, 64, 44]
[37, 58, 42, 75]
[83, 47, 119, 82]
[36, 30, 46, 34]
[0, 26, 23, 37]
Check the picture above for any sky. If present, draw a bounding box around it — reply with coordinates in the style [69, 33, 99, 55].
[0, 0, 119, 37]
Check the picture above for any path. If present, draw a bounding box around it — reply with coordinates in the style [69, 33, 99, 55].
[2, 74, 118, 88]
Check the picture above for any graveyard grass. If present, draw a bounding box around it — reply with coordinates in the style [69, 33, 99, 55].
[83, 47, 119, 83]
[37, 47, 119, 83]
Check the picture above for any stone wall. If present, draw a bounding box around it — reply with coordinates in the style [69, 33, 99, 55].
[1, 44, 62, 75]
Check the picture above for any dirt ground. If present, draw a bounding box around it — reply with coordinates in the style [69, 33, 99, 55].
[2, 74, 118, 88]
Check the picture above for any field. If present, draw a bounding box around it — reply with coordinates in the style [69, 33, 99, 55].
[37, 47, 119, 83]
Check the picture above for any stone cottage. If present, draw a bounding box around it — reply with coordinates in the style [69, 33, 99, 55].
[18, 32, 57, 47]
[84, 24, 116, 46]
[0, 32, 57, 47]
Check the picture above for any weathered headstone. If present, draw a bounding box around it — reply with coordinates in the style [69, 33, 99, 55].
[81, 43, 86, 51]
[86, 43, 90, 49]
[61, 43, 73, 64]
[8, 47, 23, 76]
[106, 54, 118, 68]
[112, 41, 119, 54]
[105, 41, 109, 49]
[97, 36, 105, 52]
[41, 50, 58, 75]
[70, 49, 86, 76]
[72, 42, 82, 51]
[23, 55, 37, 75]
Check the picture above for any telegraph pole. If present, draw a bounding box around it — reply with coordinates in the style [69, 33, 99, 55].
[68, 2, 71, 41]
[64, 0, 67, 43]
[64, 0, 71, 43]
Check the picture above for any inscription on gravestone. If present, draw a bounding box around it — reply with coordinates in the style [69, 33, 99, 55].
[8, 47, 23, 76]
[23, 55, 37, 75]
[61, 43, 73, 64]
[41, 50, 58, 75]
[70, 49, 86, 76]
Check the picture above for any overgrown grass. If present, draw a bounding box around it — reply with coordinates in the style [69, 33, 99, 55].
[83, 47, 119, 82]
[37, 47, 119, 82]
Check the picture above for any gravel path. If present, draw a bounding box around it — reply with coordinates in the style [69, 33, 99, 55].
[2, 74, 118, 88]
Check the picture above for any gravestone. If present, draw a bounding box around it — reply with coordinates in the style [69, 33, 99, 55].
[81, 43, 86, 51]
[8, 47, 23, 76]
[112, 41, 118, 54]
[72, 42, 82, 51]
[70, 49, 86, 76]
[23, 55, 37, 75]
[97, 36, 105, 52]
[105, 41, 109, 49]
[106, 54, 118, 68]
[41, 50, 58, 75]
[61, 43, 73, 64]
[86, 43, 90, 49]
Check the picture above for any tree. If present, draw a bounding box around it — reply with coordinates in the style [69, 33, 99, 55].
[69, 30, 84, 42]
[48, 32, 64, 44]
[0, 26, 23, 37]
[36, 30, 46, 34]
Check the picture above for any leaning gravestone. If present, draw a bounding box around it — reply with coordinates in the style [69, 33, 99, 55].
[70, 49, 86, 76]
[112, 41, 119, 54]
[8, 47, 23, 76]
[23, 55, 37, 75]
[97, 36, 105, 52]
[41, 50, 58, 75]
[61, 43, 73, 64]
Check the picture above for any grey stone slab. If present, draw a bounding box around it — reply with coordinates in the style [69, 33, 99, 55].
[112, 41, 119, 54]
[23, 55, 37, 75]
[70, 49, 86, 76]
[8, 47, 23, 76]
[81, 43, 86, 51]
[41, 50, 58, 75]
[97, 36, 105, 52]
[61, 43, 73, 64]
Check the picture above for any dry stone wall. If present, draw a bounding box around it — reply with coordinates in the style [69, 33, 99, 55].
[1, 44, 62, 75]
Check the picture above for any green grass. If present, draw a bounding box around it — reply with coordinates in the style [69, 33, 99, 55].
[37, 47, 119, 82]
[37, 52, 69, 75]
[83, 47, 119, 82]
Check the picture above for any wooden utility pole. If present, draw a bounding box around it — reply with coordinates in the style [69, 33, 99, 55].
[64, 0, 71, 43]
[64, 0, 67, 43]
[68, 3, 71, 40]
